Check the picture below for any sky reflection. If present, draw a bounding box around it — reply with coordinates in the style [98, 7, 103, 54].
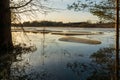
[8, 27, 117, 80]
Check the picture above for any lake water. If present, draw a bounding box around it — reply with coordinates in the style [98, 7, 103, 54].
[1, 27, 120, 80]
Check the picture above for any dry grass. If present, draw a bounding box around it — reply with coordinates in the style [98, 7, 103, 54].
[52, 32, 94, 35]
[59, 37, 101, 45]
[51, 31, 103, 35]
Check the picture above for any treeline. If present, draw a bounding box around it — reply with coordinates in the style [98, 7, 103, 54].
[12, 21, 89, 27]
[23, 21, 64, 27]
[12, 20, 114, 28]
[13, 21, 64, 27]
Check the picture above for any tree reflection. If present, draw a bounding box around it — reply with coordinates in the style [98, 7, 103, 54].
[88, 47, 115, 80]
[0, 44, 57, 80]
[0, 44, 36, 80]
[90, 48, 114, 64]
[11, 68, 56, 80]
[66, 47, 118, 80]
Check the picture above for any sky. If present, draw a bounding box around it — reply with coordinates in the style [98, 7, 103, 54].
[21, 0, 99, 23]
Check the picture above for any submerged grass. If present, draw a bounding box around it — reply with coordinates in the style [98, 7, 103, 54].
[59, 36, 101, 44]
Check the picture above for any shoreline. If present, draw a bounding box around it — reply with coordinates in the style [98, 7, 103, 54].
[12, 26, 115, 28]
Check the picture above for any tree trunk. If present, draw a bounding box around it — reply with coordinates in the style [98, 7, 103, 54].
[0, 0, 13, 49]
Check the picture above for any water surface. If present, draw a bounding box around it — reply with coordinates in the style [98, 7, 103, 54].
[1, 27, 119, 80]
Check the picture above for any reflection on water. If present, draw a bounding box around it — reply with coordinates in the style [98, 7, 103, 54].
[89, 48, 115, 80]
[67, 47, 116, 80]
[0, 45, 36, 80]
[1, 28, 119, 80]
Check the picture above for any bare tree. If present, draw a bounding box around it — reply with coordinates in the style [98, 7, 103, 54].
[0, 0, 53, 50]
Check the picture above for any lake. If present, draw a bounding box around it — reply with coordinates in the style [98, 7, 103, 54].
[1, 27, 119, 80]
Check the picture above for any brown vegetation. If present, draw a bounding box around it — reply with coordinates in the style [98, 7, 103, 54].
[59, 36, 101, 44]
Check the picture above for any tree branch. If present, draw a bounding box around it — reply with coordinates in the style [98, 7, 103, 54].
[12, 9, 39, 13]
[10, 0, 33, 9]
